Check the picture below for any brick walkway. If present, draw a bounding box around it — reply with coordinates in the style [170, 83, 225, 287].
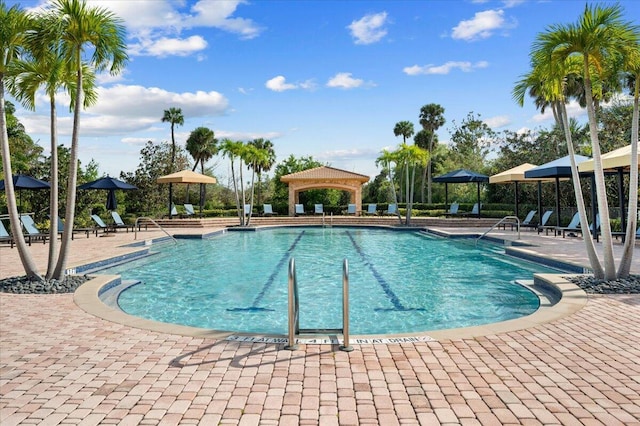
[1, 225, 640, 425]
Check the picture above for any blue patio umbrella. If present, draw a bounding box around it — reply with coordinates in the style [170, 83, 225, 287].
[0, 174, 51, 211]
[525, 155, 591, 228]
[78, 176, 137, 211]
[433, 169, 489, 217]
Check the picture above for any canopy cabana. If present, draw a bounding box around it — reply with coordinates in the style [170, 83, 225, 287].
[157, 170, 217, 216]
[490, 163, 554, 218]
[433, 169, 489, 217]
[578, 144, 639, 231]
[524, 155, 590, 228]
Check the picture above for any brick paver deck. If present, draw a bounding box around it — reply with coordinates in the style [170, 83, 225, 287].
[1, 223, 639, 425]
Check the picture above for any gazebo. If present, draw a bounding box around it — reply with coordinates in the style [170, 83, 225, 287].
[433, 169, 489, 217]
[280, 166, 369, 216]
[157, 170, 217, 216]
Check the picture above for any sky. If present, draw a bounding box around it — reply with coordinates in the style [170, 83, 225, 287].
[6, 0, 640, 182]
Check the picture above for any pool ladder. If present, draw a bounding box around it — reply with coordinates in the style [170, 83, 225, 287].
[285, 258, 353, 352]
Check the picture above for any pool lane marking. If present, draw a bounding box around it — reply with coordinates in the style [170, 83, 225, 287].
[345, 230, 424, 312]
[227, 230, 306, 312]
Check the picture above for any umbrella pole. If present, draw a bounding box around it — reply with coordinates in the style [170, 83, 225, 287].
[537, 181, 542, 225]
[555, 177, 561, 227]
[476, 182, 481, 217]
[169, 183, 173, 218]
[514, 182, 519, 218]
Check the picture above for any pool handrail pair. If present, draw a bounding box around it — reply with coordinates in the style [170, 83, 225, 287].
[285, 257, 352, 352]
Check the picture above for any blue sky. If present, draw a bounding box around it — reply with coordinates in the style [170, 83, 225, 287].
[7, 0, 640, 181]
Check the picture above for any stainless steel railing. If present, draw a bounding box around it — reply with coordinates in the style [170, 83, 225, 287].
[476, 215, 520, 245]
[134, 217, 178, 244]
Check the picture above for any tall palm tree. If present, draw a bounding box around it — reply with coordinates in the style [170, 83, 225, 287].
[617, 45, 640, 277]
[375, 149, 400, 213]
[536, 3, 639, 280]
[393, 121, 414, 203]
[248, 138, 276, 206]
[419, 104, 445, 204]
[221, 139, 246, 225]
[395, 143, 428, 225]
[242, 144, 267, 226]
[185, 126, 217, 212]
[0, 1, 40, 279]
[50, 0, 127, 279]
[161, 107, 184, 172]
[7, 27, 97, 278]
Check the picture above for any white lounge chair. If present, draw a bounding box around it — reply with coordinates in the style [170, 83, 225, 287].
[364, 204, 377, 215]
[263, 204, 277, 216]
[345, 204, 357, 215]
[314, 204, 324, 215]
[383, 204, 398, 215]
[295, 204, 305, 216]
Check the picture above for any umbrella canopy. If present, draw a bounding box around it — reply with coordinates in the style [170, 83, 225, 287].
[0, 174, 50, 212]
[156, 170, 217, 184]
[578, 145, 639, 172]
[0, 174, 50, 190]
[525, 155, 591, 227]
[490, 163, 555, 218]
[433, 169, 489, 184]
[78, 176, 137, 211]
[157, 170, 217, 217]
[433, 169, 489, 217]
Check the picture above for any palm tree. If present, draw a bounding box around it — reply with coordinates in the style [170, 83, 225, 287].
[248, 138, 276, 206]
[395, 143, 428, 225]
[419, 104, 445, 204]
[393, 121, 414, 203]
[617, 45, 640, 277]
[221, 139, 246, 225]
[242, 144, 267, 226]
[536, 3, 639, 280]
[185, 126, 217, 212]
[50, 0, 127, 279]
[375, 149, 400, 214]
[0, 1, 40, 279]
[161, 107, 184, 172]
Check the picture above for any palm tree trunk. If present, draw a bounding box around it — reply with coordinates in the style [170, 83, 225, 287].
[53, 65, 83, 279]
[0, 78, 41, 279]
[246, 168, 256, 227]
[46, 97, 58, 278]
[560, 102, 603, 277]
[583, 56, 616, 279]
[617, 77, 639, 277]
[230, 159, 242, 225]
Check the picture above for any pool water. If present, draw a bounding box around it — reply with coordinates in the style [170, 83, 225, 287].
[101, 227, 556, 335]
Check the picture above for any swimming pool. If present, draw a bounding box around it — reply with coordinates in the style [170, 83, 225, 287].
[100, 227, 558, 335]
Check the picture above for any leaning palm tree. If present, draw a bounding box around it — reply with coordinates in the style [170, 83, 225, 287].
[221, 139, 246, 225]
[419, 104, 445, 204]
[50, 0, 127, 279]
[536, 3, 639, 280]
[8, 13, 98, 278]
[0, 1, 40, 279]
[185, 126, 217, 211]
[161, 106, 184, 172]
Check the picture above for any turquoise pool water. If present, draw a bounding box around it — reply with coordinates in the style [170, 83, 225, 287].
[101, 227, 557, 335]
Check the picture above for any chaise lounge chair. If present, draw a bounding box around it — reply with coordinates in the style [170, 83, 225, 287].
[263, 204, 278, 216]
[19, 214, 48, 245]
[314, 204, 324, 215]
[383, 203, 398, 215]
[345, 204, 357, 215]
[91, 214, 115, 234]
[183, 203, 196, 217]
[363, 204, 377, 216]
[57, 216, 94, 239]
[556, 212, 580, 237]
[613, 226, 640, 242]
[536, 210, 555, 235]
[111, 211, 133, 232]
[295, 204, 305, 216]
[501, 210, 537, 231]
[461, 203, 481, 217]
[444, 202, 460, 217]
[0, 219, 15, 248]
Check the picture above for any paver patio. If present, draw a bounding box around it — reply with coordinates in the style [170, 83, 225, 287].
[1, 223, 639, 425]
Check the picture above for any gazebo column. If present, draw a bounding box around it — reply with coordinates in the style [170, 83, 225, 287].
[288, 185, 297, 216]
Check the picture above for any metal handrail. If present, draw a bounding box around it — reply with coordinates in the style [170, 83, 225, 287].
[476, 215, 520, 245]
[134, 217, 178, 244]
[285, 258, 300, 350]
[340, 259, 353, 352]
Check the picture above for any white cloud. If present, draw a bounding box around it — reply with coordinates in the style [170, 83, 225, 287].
[348, 12, 389, 45]
[403, 61, 488, 75]
[84, 0, 262, 57]
[451, 9, 505, 41]
[265, 76, 316, 92]
[265, 76, 297, 92]
[326, 73, 365, 89]
[532, 100, 586, 123]
[484, 115, 511, 128]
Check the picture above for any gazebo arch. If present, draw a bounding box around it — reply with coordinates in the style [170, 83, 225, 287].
[280, 166, 370, 216]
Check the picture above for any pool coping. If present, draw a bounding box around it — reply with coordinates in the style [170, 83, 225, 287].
[72, 227, 591, 342]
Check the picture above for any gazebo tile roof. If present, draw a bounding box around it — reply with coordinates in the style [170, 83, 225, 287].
[280, 166, 369, 182]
